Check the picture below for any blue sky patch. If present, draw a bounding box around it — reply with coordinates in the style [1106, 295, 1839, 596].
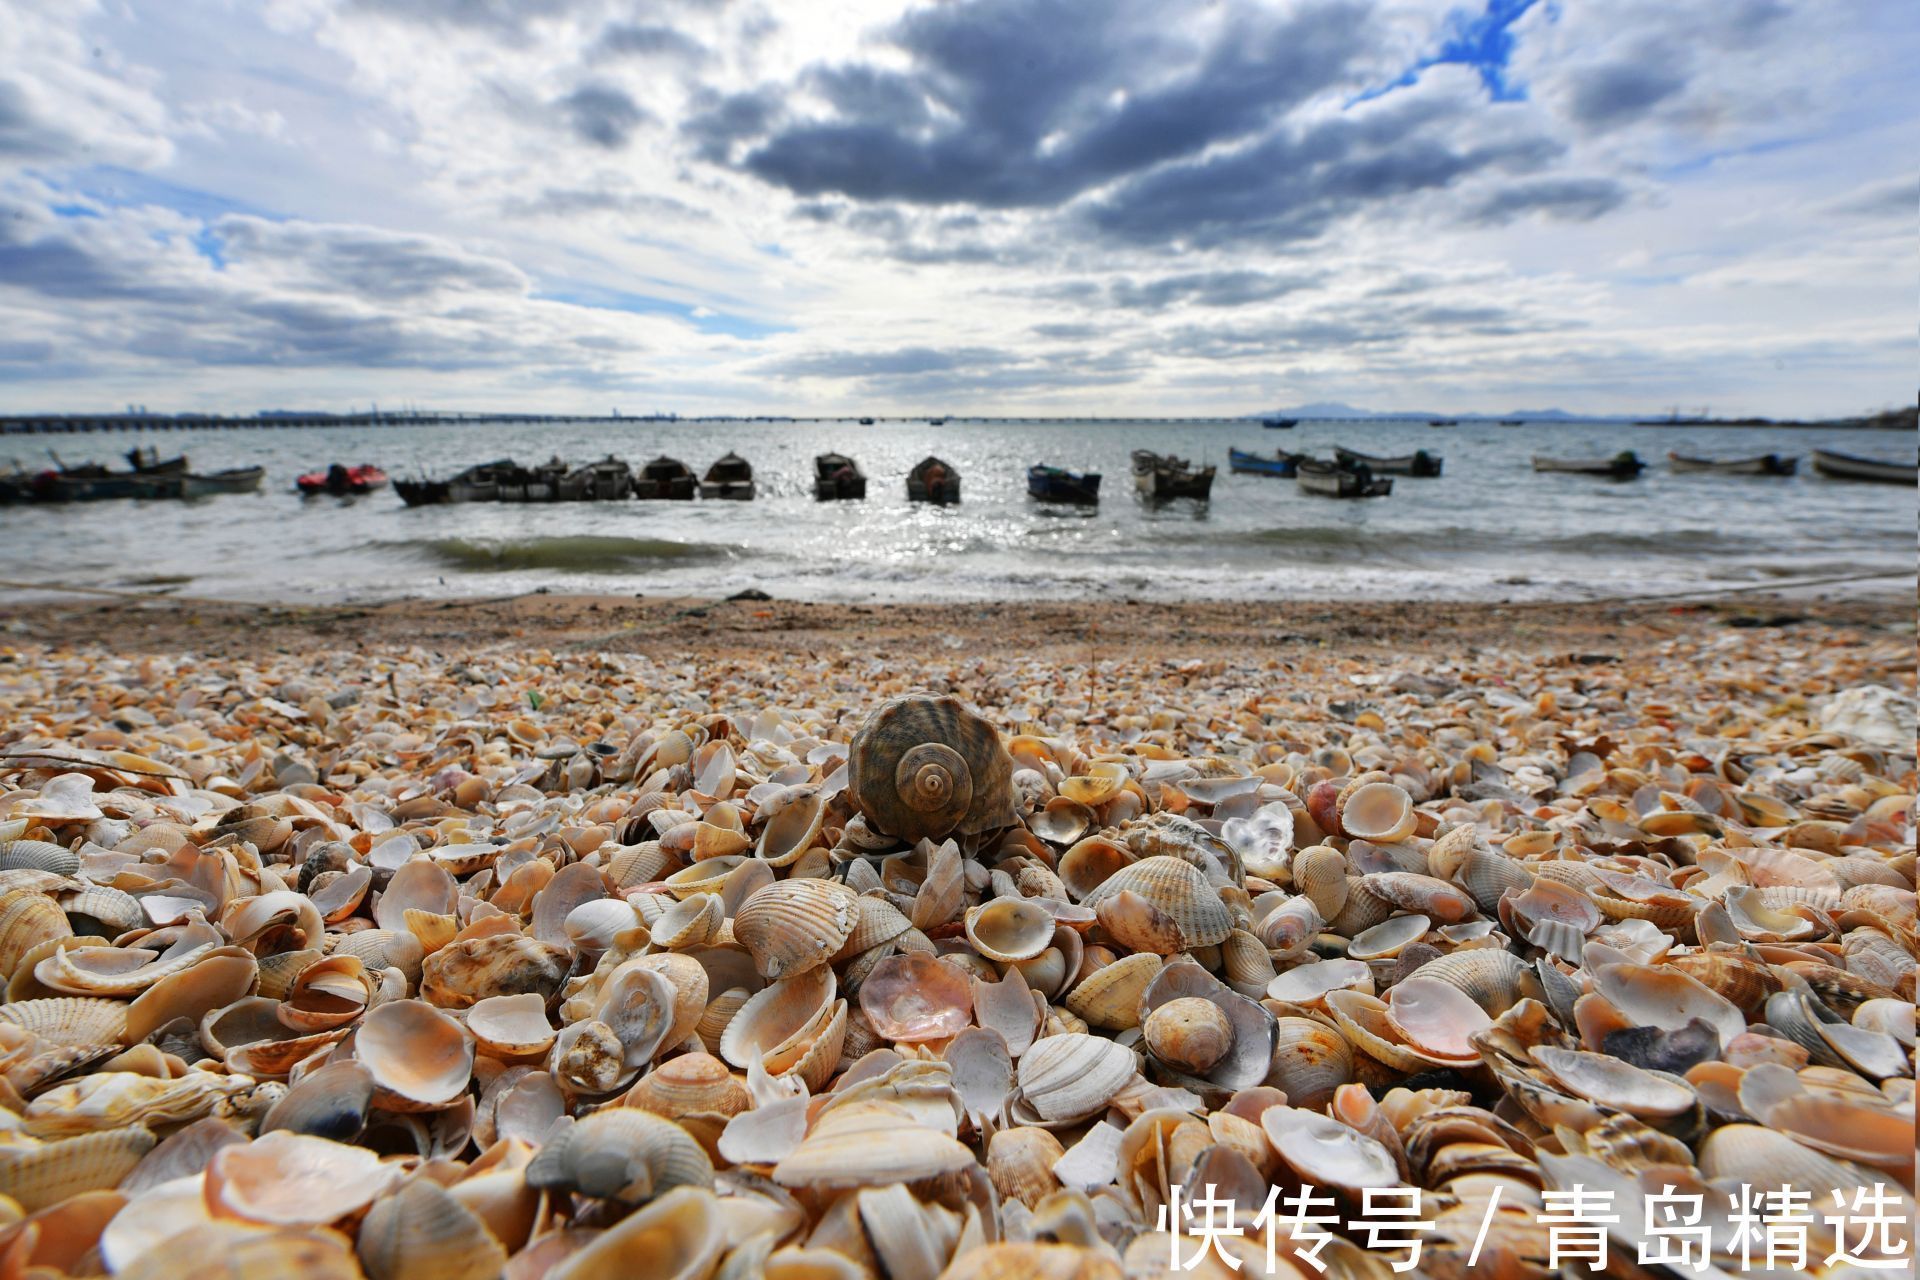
[1354, 0, 1542, 105]
[535, 284, 792, 339]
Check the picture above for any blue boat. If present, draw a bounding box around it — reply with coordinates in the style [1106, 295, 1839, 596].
[1228, 447, 1300, 477]
[1027, 464, 1101, 505]
[1262, 417, 1298, 429]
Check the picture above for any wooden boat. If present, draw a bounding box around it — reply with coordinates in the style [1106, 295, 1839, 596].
[557, 457, 633, 501]
[33, 471, 174, 502]
[1333, 446, 1442, 478]
[1027, 464, 1100, 505]
[1261, 417, 1298, 430]
[180, 466, 265, 498]
[1295, 458, 1392, 498]
[858, 417, 875, 426]
[393, 477, 449, 506]
[298, 464, 388, 495]
[444, 458, 520, 503]
[1497, 420, 1524, 427]
[1131, 450, 1215, 500]
[1532, 451, 1646, 478]
[928, 417, 947, 426]
[814, 453, 867, 501]
[633, 456, 696, 500]
[496, 458, 567, 502]
[1666, 451, 1798, 476]
[1427, 419, 1459, 428]
[1228, 447, 1301, 477]
[126, 447, 188, 475]
[700, 452, 756, 500]
[907, 455, 960, 505]
[1810, 448, 1916, 485]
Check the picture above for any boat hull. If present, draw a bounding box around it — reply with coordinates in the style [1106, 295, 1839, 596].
[181, 467, 265, 497]
[1228, 448, 1297, 477]
[1532, 454, 1646, 478]
[1811, 449, 1916, 485]
[395, 479, 450, 506]
[634, 479, 695, 500]
[1333, 447, 1442, 477]
[908, 456, 960, 505]
[1131, 451, 1215, 500]
[700, 482, 756, 500]
[1296, 464, 1391, 498]
[1027, 467, 1101, 505]
[1666, 452, 1798, 476]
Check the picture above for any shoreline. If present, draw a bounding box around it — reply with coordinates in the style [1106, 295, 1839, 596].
[2, 589, 1910, 662]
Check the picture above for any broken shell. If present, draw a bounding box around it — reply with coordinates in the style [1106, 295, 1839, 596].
[858, 952, 972, 1042]
[467, 993, 558, 1059]
[1338, 782, 1417, 843]
[965, 897, 1056, 963]
[205, 1131, 396, 1225]
[356, 998, 475, 1111]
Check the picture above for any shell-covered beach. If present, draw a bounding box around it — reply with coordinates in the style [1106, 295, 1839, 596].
[0, 593, 1911, 1279]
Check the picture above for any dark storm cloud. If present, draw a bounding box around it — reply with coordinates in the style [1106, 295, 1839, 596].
[1561, 60, 1686, 132]
[698, 0, 1372, 209]
[683, 88, 782, 163]
[557, 84, 650, 149]
[1466, 175, 1628, 224]
[589, 23, 710, 63]
[1081, 100, 1563, 248]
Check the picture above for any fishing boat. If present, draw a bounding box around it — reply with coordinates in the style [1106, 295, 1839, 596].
[1810, 448, 1916, 485]
[858, 417, 875, 426]
[178, 466, 265, 498]
[633, 456, 697, 500]
[1333, 446, 1443, 477]
[439, 458, 520, 504]
[1131, 450, 1215, 500]
[1228, 447, 1301, 477]
[907, 455, 960, 505]
[1295, 457, 1392, 498]
[1532, 451, 1646, 478]
[297, 464, 388, 495]
[32, 471, 175, 502]
[1427, 418, 1459, 428]
[1261, 417, 1298, 430]
[928, 417, 947, 426]
[125, 446, 189, 475]
[496, 457, 568, 503]
[1666, 451, 1798, 476]
[1498, 419, 1524, 427]
[700, 452, 756, 500]
[1027, 464, 1101, 505]
[557, 457, 633, 501]
[814, 453, 867, 501]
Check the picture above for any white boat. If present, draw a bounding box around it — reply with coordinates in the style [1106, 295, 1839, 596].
[1810, 448, 1915, 485]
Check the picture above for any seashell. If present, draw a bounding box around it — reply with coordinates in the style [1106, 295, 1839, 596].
[1455, 844, 1533, 916]
[1360, 872, 1475, 923]
[24, 1069, 260, 1137]
[1322, 989, 1447, 1073]
[757, 784, 828, 866]
[552, 1019, 633, 1095]
[722, 965, 837, 1069]
[652, 893, 725, 949]
[773, 1100, 975, 1187]
[1114, 1107, 1212, 1221]
[848, 694, 1018, 845]
[734, 878, 860, 980]
[205, 1131, 397, 1225]
[327, 928, 425, 987]
[987, 1126, 1065, 1208]
[357, 1175, 507, 1280]
[0, 995, 128, 1047]
[355, 998, 474, 1110]
[625, 1052, 750, 1119]
[0, 1126, 157, 1212]
[965, 897, 1056, 963]
[61, 884, 144, 936]
[420, 934, 570, 1009]
[1529, 1047, 1697, 1118]
[1266, 958, 1373, 1007]
[547, 1185, 725, 1280]
[1056, 835, 1134, 901]
[1267, 1017, 1355, 1110]
[833, 894, 913, 962]
[1079, 856, 1231, 950]
[0, 839, 80, 876]
[1219, 929, 1276, 998]
[1402, 947, 1530, 1015]
[943, 1244, 1124, 1280]
[2, 891, 73, 977]
[1338, 782, 1417, 843]
[1220, 800, 1294, 881]
[1015, 1032, 1136, 1122]
[1348, 913, 1430, 961]
[260, 1060, 376, 1142]
[1384, 976, 1490, 1062]
[1697, 1123, 1898, 1196]
[1093, 889, 1184, 956]
[1261, 1104, 1398, 1191]
[526, 1108, 714, 1202]
[1591, 962, 1745, 1048]
[467, 992, 558, 1059]
[1600, 1020, 1721, 1076]
[1141, 997, 1233, 1075]
[972, 965, 1040, 1055]
[1030, 797, 1095, 846]
[1290, 846, 1348, 920]
[696, 986, 751, 1052]
[858, 951, 972, 1042]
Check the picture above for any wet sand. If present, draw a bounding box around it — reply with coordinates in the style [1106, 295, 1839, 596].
[1, 589, 1909, 664]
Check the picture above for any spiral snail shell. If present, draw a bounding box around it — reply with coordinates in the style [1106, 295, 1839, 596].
[848, 693, 1017, 846]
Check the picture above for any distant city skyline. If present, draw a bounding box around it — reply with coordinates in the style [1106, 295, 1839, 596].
[2, 0, 1914, 418]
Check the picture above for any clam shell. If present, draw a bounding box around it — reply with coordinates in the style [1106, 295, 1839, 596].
[625, 1052, 750, 1119]
[1401, 947, 1530, 1015]
[987, 1126, 1065, 1208]
[772, 1101, 974, 1187]
[965, 897, 1056, 963]
[1348, 914, 1430, 961]
[1529, 1047, 1697, 1118]
[259, 1060, 376, 1142]
[733, 878, 860, 981]
[1591, 962, 1745, 1048]
[527, 1108, 714, 1202]
[722, 965, 837, 1069]
[1015, 1033, 1136, 1122]
[0, 1126, 157, 1212]
[1266, 958, 1373, 1007]
[356, 998, 475, 1110]
[1384, 976, 1490, 1061]
[1261, 1104, 1398, 1191]
[1268, 1018, 1355, 1110]
[357, 1176, 507, 1280]
[467, 993, 558, 1059]
[757, 785, 828, 867]
[1079, 856, 1231, 949]
[205, 1131, 396, 1225]
[1339, 782, 1417, 843]
[547, 1186, 725, 1280]
[858, 952, 972, 1042]
[1064, 952, 1162, 1031]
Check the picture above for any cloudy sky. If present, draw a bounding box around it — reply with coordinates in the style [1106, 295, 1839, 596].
[3, 0, 1914, 417]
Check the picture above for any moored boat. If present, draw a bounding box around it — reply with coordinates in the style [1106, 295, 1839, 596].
[700, 452, 756, 500]
[445, 458, 520, 503]
[1261, 417, 1298, 430]
[557, 457, 633, 501]
[1810, 448, 1916, 485]
[1295, 457, 1392, 498]
[1333, 446, 1442, 478]
[1532, 451, 1646, 478]
[297, 463, 388, 495]
[858, 417, 875, 426]
[1666, 451, 1798, 476]
[393, 476, 450, 506]
[179, 466, 265, 498]
[126, 446, 189, 475]
[1026, 464, 1101, 505]
[814, 453, 867, 501]
[1427, 418, 1459, 428]
[907, 455, 960, 505]
[1228, 447, 1301, 477]
[634, 456, 696, 500]
[32, 471, 175, 502]
[1131, 450, 1215, 500]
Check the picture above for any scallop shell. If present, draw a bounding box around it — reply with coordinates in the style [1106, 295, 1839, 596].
[772, 1101, 974, 1187]
[547, 1186, 725, 1280]
[733, 878, 860, 981]
[0, 996, 128, 1047]
[526, 1108, 714, 1202]
[1078, 856, 1231, 950]
[1402, 947, 1531, 1015]
[625, 1052, 751, 1119]
[0, 1127, 157, 1212]
[848, 694, 1018, 845]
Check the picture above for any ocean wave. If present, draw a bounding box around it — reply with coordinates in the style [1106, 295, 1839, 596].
[376, 535, 734, 573]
